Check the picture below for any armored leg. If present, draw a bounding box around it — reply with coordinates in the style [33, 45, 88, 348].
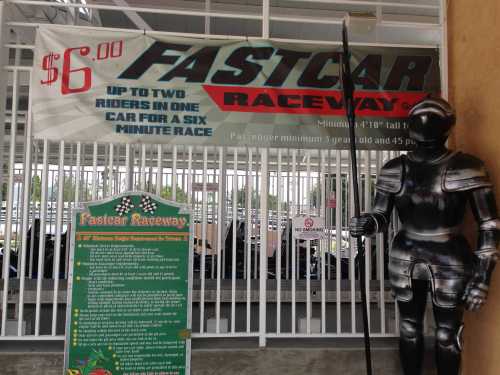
[432, 304, 463, 375]
[397, 279, 428, 375]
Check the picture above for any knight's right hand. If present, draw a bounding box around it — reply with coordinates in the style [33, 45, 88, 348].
[349, 214, 376, 238]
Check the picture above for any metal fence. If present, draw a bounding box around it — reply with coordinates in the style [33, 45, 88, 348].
[0, 0, 446, 346]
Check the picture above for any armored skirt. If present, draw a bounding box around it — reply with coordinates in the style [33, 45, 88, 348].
[389, 230, 472, 308]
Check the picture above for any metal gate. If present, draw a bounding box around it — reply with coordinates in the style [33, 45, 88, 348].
[0, 0, 447, 346]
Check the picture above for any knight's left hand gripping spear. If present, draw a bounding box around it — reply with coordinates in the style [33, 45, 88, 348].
[341, 19, 373, 375]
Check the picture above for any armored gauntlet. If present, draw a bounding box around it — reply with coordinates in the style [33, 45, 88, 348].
[463, 188, 499, 311]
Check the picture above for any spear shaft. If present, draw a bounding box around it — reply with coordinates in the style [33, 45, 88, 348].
[341, 20, 373, 375]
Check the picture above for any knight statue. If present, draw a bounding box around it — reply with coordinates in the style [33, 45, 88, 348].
[349, 97, 499, 375]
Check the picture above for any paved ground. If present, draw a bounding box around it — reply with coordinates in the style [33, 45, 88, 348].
[0, 345, 438, 375]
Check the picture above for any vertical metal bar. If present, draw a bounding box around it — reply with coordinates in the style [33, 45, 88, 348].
[210, 160, 216, 280]
[364, 150, 372, 333]
[108, 143, 114, 196]
[305, 151, 311, 334]
[291, 149, 297, 334]
[91, 142, 98, 200]
[344, 155, 349, 238]
[17, 69, 34, 336]
[1, 69, 18, 336]
[215, 146, 224, 333]
[156, 144, 162, 195]
[335, 150, 342, 333]
[187, 146, 193, 205]
[231, 148, 238, 333]
[392, 151, 400, 335]
[125, 143, 131, 191]
[115, 144, 121, 193]
[392, 151, 399, 234]
[102, 143, 109, 198]
[67, 148, 73, 209]
[327, 149, 332, 282]
[74, 142, 81, 204]
[115, 144, 121, 194]
[262, 0, 270, 39]
[439, 0, 448, 99]
[244, 162, 248, 282]
[320, 149, 326, 333]
[181, 146, 187, 199]
[286, 150, 290, 281]
[0, 2, 10, 210]
[140, 144, 146, 191]
[254, 153, 260, 280]
[276, 149, 282, 334]
[48, 169, 55, 241]
[349, 156, 356, 333]
[199, 147, 208, 333]
[204, 0, 211, 35]
[52, 140, 65, 335]
[12, 44, 23, 284]
[222, 159, 228, 281]
[259, 148, 268, 347]
[147, 144, 154, 192]
[15, 176, 22, 271]
[35, 139, 49, 336]
[376, 151, 385, 334]
[296, 153, 301, 280]
[172, 145, 177, 201]
[246, 148, 253, 333]
[28, 144, 39, 279]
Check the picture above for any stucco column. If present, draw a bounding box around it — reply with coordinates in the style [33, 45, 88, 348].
[448, 1, 500, 374]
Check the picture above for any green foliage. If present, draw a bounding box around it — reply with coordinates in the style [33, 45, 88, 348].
[235, 189, 286, 210]
[48, 176, 92, 202]
[160, 185, 188, 203]
[31, 175, 42, 202]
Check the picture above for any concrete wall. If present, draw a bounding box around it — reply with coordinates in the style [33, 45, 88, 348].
[447, 1, 500, 374]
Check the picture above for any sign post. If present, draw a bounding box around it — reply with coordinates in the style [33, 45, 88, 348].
[64, 192, 192, 375]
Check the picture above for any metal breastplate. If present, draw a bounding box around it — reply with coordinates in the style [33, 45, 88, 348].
[394, 153, 467, 234]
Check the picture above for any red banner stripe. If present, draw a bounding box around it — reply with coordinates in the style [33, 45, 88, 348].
[203, 85, 429, 118]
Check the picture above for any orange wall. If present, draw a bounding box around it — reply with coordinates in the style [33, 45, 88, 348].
[447, 1, 500, 374]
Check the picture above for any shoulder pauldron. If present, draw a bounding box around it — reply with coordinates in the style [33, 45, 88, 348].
[376, 156, 405, 194]
[443, 152, 492, 192]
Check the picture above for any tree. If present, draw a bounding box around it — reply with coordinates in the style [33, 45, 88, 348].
[49, 176, 92, 202]
[160, 185, 188, 203]
[31, 175, 41, 202]
[234, 189, 286, 210]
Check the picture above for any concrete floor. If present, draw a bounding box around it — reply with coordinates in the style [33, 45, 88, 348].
[0, 343, 438, 375]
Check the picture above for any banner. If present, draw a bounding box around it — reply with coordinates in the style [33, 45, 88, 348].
[33, 26, 441, 149]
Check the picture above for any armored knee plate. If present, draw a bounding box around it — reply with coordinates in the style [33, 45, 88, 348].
[435, 326, 462, 352]
[400, 319, 422, 341]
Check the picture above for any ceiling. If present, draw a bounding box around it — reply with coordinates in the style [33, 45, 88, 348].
[7, 0, 442, 46]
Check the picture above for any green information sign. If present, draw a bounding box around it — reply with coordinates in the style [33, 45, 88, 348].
[64, 192, 193, 375]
